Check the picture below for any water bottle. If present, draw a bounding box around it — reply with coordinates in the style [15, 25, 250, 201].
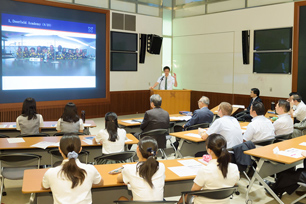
[81, 110, 85, 123]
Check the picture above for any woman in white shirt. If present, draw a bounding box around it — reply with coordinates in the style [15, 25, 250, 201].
[56, 102, 84, 133]
[117, 136, 165, 201]
[16, 97, 44, 135]
[42, 135, 103, 204]
[179, 133, 240, 204]
[95, 112, 127, 154]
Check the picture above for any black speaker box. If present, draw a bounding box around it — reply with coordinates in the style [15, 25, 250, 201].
[147, 34, 163, 55]
[139, 34, 147, 63]
[242, 30, 250, 64]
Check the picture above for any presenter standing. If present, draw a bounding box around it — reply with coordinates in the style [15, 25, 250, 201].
[150, 66, 177, 90]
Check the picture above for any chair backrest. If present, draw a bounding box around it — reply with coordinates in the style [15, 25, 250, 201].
[0, 134, 9, 138]
[140, 129, 168, 136]
[94, 151, 136, 164]
[185, 123, 210, 130]
[113, 201, 177, 204]
[181, 186, 237, 202]
[53, 132, 85, 136]
[48, 148, 89, 166]
[274, 133, 292, 141]
[17, 133, 50, 137]
[0, 153, 41, 168]
[253, 138, 275, 146]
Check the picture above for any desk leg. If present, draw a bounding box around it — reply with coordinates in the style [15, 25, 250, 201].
[245, 159, 284, 204]
[175, 139, 184, 159]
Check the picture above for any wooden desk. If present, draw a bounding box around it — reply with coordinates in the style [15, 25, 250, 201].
[0, 134, 138, 165]
[23, 158, 203, 204]
[170, 122, 249, 158]
[210, 105, 239, 115]
[244, 136, 306, 204]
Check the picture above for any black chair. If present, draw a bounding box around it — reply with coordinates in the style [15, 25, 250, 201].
[113, 201, 177, 204]
[166, 122, 177, 156]
[140, 129, 168, 159]
[273, 133, 292, 143]
[17, 133, 50, 137]
[0, 135, 9, 138]
[185, 123, 210, 131]
[0, 153, 41, 202]
[48, 149, 90, 167]
[181, 185, 238, 204]
[253, 138, 275, 146]
[53, 132, 85, 136]
[94, 151, 136, 165]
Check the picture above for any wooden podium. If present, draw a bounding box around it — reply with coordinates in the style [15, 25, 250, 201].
[150, 89, 191, 114]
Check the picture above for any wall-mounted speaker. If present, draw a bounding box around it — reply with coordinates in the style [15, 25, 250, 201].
[139, 34, 147, 64]
[147, 34, 163, 55]
[242, 30, 250, 64]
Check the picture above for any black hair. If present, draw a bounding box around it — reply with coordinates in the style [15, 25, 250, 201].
[251, 88, 260, 96]
[163, 66, 170, 72]
[278, 99, 290, 113]
[137, 136, 159, 188]
[206, 134, 230, 178]
[105, 112, 119, 142]
[251, 101, 265, 116]
[289, 92, 299, 97]
[293, 94, 302, 103]
[21, 97, 38, 120]
[59, 135, 86, 189]
[61, 102, 80, 123]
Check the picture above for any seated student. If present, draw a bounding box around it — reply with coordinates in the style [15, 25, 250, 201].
[289, 94, 306, 123]
[95, 112, 127, 154]
[117, 136, 165, 201]
[56, 102, 84, 133]
[16, 97, 44, 135]
[273, 99, 293, 136]
[288, 92, 305, 110]
[292, 117, 306, 138]
[42, 135, 103, 203]
[235, 88, 262, 122]
[243, 102, 275, 142]
[178, 134, 240, 204]
[199, 102, 243, 149]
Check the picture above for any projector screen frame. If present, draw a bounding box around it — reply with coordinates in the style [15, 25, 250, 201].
[1, 0, 110, 109]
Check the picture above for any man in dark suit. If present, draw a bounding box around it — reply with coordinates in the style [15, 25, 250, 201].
[138, 94, 170, 148]
[235, 88, 262, 122]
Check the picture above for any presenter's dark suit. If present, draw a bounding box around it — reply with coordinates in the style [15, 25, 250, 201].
[235, 96, 262, 122]
[184, 107, 214, 129]
[140, 107, 170, 148]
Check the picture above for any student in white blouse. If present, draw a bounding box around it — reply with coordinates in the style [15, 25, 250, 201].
[178, 134, 239, 204]
[42, 135, 103, 204]
[273, 100, 293, 135]
[243, 102, 275, 142]
[95, 112, 127, 154]
[117, 136, 165, 201]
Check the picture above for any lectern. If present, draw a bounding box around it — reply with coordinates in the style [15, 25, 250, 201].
[150, 89, 191, 114]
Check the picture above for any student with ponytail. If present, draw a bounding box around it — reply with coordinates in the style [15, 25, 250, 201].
[16, 97, 44, 135]
[179, 134, 239, 204]
[117, 136, 165, 201]
[42, 135, 103, 204]
[95, 112, 127, 154]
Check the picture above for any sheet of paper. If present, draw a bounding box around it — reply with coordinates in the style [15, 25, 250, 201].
[277, 148, 304, 158]
[125, 138, 132, 142]
[242, 126, 248, 129]
[232, 105, 245, 109]
[170, 116, 191, 121]
[84, 123, 91, 127]
[85, 136, 95, 140]
[122, 120, 140, 124]
[184, 133, 201, 138]
[51, 124, 57, 127]
[273, 146, 280, 154]
[9, 125, 16, 128]
[300, 142, 306, 146]
[132, 119, 143, 123]
[168, 166, 201, 177]
[82, 139, 93, 145]
[7, 138, 25, 143]
[0, 125, 7, 128]
[31, 141, 59, 149]
[178, 159, 203, 167]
